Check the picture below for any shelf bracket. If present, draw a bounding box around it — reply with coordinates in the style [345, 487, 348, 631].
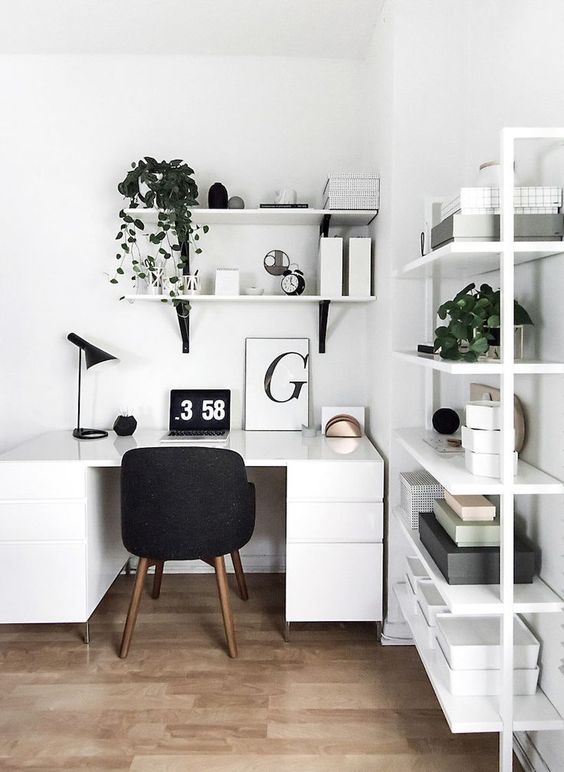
[176, 302, 190, 353]
[320, 213, 331, 238]
[318, 299, 331, 353]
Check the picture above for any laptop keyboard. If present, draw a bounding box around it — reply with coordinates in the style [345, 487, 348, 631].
[168, 430, 226, 437]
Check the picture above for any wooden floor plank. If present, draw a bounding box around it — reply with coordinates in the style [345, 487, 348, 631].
[0, 574, 520, 770]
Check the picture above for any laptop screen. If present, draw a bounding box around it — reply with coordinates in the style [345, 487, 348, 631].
[169, 389, 231, 431]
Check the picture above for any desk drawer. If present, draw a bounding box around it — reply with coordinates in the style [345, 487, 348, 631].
[287, 502, 383, 542]
[287, 461, 383, 502]
[0, 501, 86, 542]
[0, 463, 86, 500]
[286, 542, 383, 622]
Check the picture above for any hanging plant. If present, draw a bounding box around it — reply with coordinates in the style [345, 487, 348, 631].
[111, 157, 209, 298]
[434, 283, 533, 361]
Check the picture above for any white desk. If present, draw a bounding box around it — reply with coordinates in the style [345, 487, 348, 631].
[0, 430, 384, 629]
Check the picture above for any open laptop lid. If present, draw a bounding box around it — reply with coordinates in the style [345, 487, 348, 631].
[169, 389, 231, 432]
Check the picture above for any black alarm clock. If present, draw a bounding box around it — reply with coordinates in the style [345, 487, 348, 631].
[281, 264, 306, 296]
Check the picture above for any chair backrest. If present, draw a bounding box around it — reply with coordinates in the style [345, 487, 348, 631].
[121, 447, 255, 561]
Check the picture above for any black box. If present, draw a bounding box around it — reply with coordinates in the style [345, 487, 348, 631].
[419, 513, 535, 585]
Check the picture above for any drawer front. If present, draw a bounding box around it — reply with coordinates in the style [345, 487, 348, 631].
[287, 502, 383, 542]
[0, 463, 86, 500]
[287, 461, 383, 502]
[0, 542, 86, 623]
[0, 501, 86, 542]
[286, 542, 383, 622]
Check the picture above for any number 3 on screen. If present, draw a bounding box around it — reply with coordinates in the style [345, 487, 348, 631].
[202, 399, 226, 421]
[180, 400, 193, 421]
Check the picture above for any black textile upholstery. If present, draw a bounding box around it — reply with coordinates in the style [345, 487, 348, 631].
[121, 447, 256, 561]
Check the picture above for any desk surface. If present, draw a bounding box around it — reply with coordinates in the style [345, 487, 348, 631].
[0, 430, 383, 467]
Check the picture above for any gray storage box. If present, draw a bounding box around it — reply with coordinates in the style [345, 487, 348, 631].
[431, 213, 564, 250]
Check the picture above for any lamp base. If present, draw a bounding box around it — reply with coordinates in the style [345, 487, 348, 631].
[73, 428, 109, 440]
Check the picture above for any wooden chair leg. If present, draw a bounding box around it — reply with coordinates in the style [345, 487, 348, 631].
[213, 555, 238, 658]
[152, 560, 164, 599]
[119, 557, 149, 659]
[230, 550, 249, 601]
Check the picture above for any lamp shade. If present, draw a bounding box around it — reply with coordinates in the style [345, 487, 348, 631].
[67, 333, 118, 369]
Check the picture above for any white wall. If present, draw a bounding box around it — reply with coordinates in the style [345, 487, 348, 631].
[0, 53, 372, 570]
[366, 1, 564, 767]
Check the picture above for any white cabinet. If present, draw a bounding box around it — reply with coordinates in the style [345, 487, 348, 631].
[286, 459, 384, 623]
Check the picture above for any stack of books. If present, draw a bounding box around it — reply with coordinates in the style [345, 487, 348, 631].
[418, 491, 535, 584]
[323, 173, 380, 210]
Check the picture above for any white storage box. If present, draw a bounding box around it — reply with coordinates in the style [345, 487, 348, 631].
[416, 601, 439, 649]
[400, 470, 444, 529]
[465, 400, 501, 430]
[441, 186, 562, 220]
[433, 499, 500, 547]
[318, 237, 343, 297]
[461, 426, 501, 454]
[465, 448, 518, 478]
[347, 237, 372, 297]
[323, 174, 380, 210]
[435, 639, 539, 695]
[405, 555, 430, 594]
[215, 268, 240, 295]
[416, 580, 448, 627]
[435, 614, 540, 670]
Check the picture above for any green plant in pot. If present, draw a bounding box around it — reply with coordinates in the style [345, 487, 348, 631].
[111, 157, 209, 299]
[434, 283, 533, 361]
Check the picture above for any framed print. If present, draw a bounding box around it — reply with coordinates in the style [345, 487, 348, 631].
[245, 338, 309, 430]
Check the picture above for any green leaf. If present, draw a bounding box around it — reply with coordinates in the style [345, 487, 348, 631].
[116, 267, 124, 275]
[487, 314, 500, 328]
[110, 278, 118, 284]
[203, 225, 209, 234]
[134, 219, 145, 230]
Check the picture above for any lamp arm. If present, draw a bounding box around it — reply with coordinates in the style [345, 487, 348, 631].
[76, 347, 82, 432]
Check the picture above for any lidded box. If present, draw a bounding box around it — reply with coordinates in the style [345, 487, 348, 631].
[465, 400, 501, 430]
[400, 470, 444, 529]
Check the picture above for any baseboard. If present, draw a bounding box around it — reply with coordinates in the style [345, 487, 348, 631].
[124, 555, 285, 574]
[514, 731, 550, 772]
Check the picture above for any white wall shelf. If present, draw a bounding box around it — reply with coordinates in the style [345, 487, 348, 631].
[394, 583, 563, 734]
[393, 507, 564, 615]
[124, 294, 375, 303]
[393, 351, 564, 375]
[395, 428, 564, 495]
[123, 207, 378, 227]
[394, 241, 564, 279]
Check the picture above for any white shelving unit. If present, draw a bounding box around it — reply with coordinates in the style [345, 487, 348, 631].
[120, 207, 376, 353]
[392, 128, 564, 771]
[394, 583, 563, 734]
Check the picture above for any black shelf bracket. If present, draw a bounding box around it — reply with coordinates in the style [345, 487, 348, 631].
[320, 213, 331, 238]
[176, 302, 190, 353]
[318, 299, 331, 353]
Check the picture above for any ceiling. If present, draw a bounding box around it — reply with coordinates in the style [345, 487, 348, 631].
[2, 0, 384, 58]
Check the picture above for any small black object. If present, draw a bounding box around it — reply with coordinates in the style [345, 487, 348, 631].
[417, 343, 435, 355]
[420, 231, 425, 256]
[208, 182, 228, 208]
[281, 264, 306, 296]
[113, 415, 137, 436]
[67, 333, 118, 440]
[432, 407, 460, 435]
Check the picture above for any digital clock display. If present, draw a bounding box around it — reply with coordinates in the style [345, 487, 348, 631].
[169, 389, 231, 431]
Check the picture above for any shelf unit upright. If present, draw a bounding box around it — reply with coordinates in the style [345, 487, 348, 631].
[392, 128, 564, 771]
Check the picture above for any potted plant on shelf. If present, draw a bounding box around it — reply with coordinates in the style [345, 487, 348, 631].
[111, 157, 209, 299]
[433, 283, 533, 361]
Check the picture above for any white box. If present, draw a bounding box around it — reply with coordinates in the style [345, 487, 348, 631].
[465, 400, 501, 430]
[405, 555, 430, 595]
[416, 580, 448, 627]
[465, 448, 518, 478]
[215, 268, 239, 295]
[416, 601, 441, 649]
[347, 237, 372, 297]
[403, 578, 419, 615]
[435, 615, 540, 671]
[435, 639, 539, 696]
[319, 237, 343, 297]
[462, 425, 501, 454]
[443, 491, 496, 521]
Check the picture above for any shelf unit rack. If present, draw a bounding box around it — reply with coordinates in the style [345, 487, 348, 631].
[121, 207, 377, 352]
[391, 128, 564, 771]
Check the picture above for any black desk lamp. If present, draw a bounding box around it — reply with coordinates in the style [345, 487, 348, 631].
[67, 333, 118, 439]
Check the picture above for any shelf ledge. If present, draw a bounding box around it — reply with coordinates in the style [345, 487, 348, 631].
[393, 351, 564, 375]
[122, 207, 378, 227]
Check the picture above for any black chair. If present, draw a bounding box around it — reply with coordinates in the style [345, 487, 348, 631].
[119, 446, 255, 659]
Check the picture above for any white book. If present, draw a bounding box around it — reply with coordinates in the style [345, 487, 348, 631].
[318, 237, 343, 297]
[347, 237, 372, 296]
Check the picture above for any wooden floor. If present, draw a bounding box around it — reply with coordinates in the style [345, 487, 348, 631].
[0, 573, 522, 771]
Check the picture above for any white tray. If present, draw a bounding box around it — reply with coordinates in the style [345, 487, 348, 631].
[416, 580, 448, 626]
[435, 614, 539, 670]
[405, 555, 430, 594]
[416, 601, 439, 649]
[435, 638, 539, 695]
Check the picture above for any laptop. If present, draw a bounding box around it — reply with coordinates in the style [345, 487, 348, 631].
[160, 389, 231, 442]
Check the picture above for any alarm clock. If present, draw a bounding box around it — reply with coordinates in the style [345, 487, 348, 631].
[281, 264, 306, 296]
